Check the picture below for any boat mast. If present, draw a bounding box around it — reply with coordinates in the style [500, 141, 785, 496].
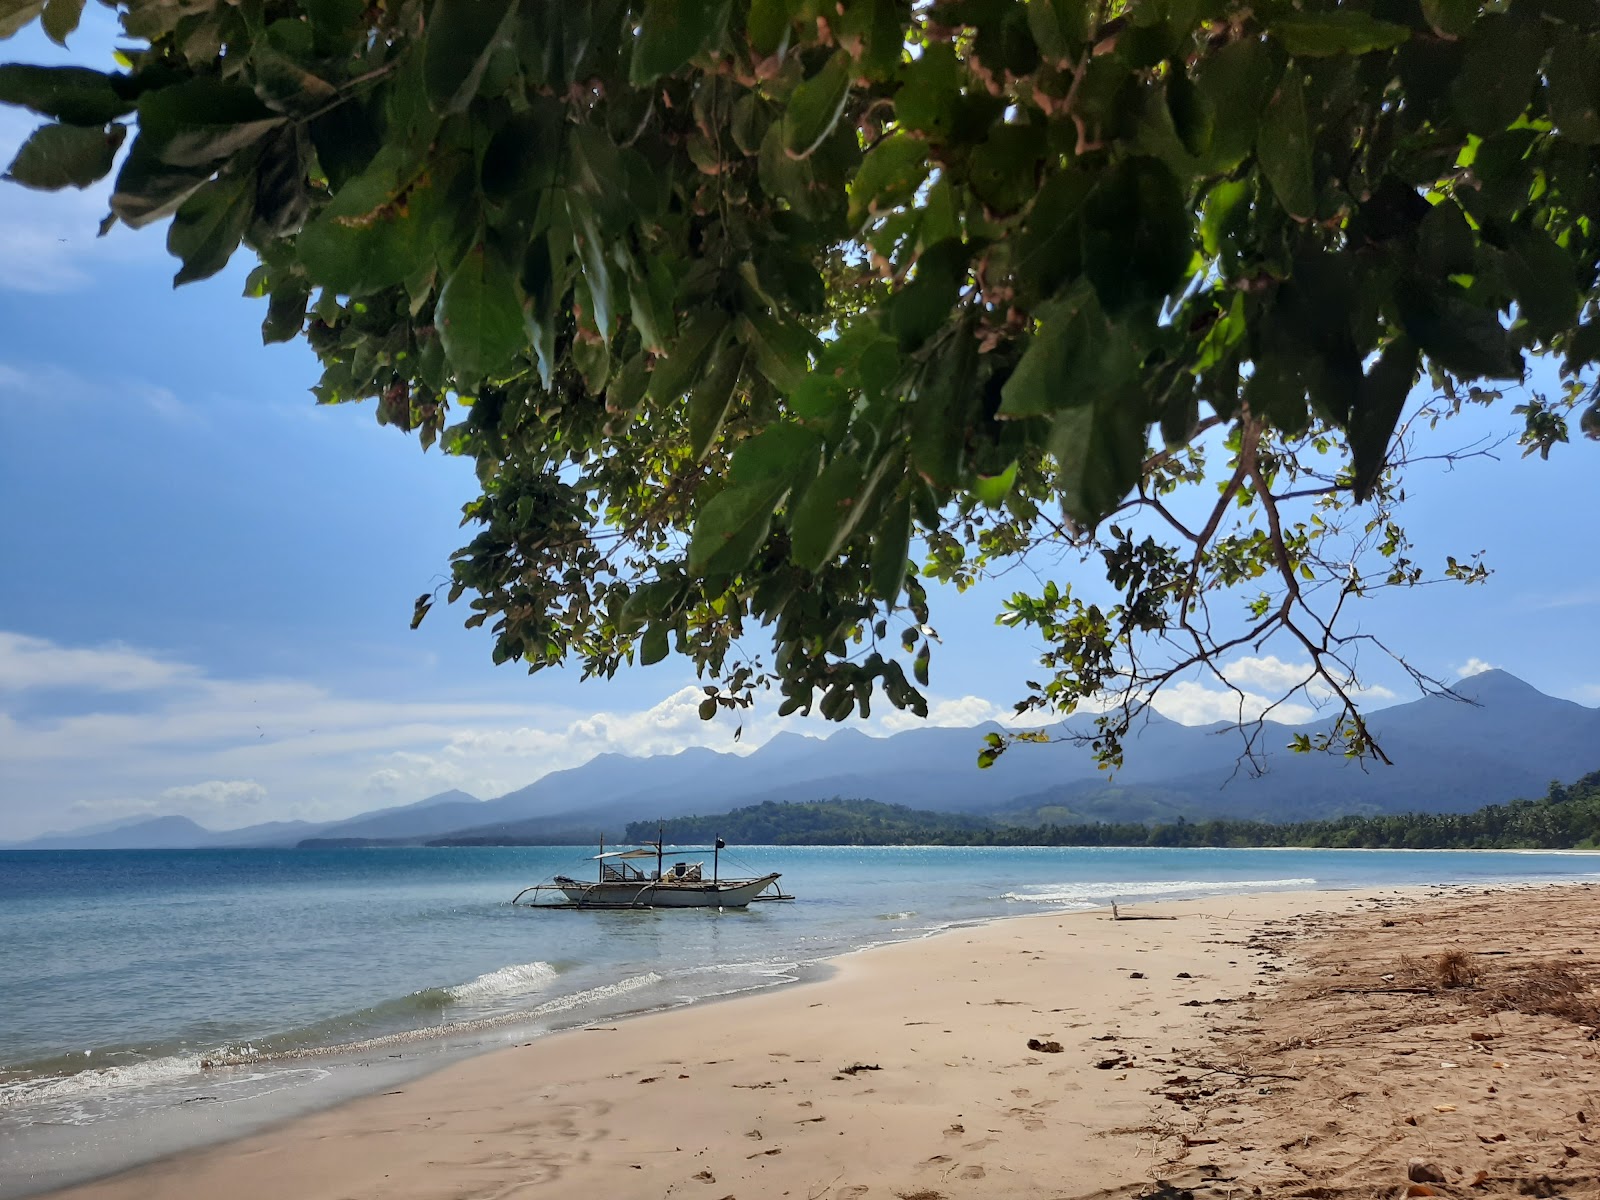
[656, 821, 663, 881]
[598, 834, 604, 883]
[714, 836, 723, 884]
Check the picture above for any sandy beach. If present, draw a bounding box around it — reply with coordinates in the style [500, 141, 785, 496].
[30, 883, 1600, 1200]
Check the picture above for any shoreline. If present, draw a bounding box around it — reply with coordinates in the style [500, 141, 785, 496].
[8, 884, 1422, 1200]
[10, 876, 1599, 1200]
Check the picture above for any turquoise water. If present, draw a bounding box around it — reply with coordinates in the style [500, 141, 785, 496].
[1, 844, 1596, 1192]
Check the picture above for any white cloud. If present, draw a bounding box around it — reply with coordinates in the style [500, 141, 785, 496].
[0, 631, 198, 692]
[0, 360, 190, 422]
[1224, 655, 1314, 693]
[162, 779, 267, 807]
[1151, 680, 1317, 727]
[0, 631, 771, 839]
[879, 694, 1004, 733]
[1457, 656, 1497, 677]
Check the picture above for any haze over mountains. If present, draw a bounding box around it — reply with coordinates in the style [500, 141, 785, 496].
[8, 671, 1598, 850]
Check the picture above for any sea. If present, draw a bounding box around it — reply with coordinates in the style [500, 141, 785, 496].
[2, 843, 1596, 1195]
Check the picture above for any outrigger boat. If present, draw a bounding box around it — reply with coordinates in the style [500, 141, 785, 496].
[512, 833, 791, 910]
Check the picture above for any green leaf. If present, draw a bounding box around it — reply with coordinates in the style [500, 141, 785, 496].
[869, 491, 913, 606]
[1000, 286, 1136, 418]
[571, 330, 611, 394]
[1192, 37, 1279, 173]
[739, 310, 815, 394]
[566, 191, 618, 338]
[1395, 276, 1523, 381]
[630, 0, 729, 86]
[263, 281, 310, 344]
[913, 641, 929, 687]
[1547, 30, 1600, 146]
[296, 147, 434, 294]
[0, 0, 44, 39]
[167, 169, 253, 284]
[39, 0, 83, 46]
[847, 131, 927, 230]
[789, 454, 868, 571]
[648, 308, 731, 405]
[746, 0, 789, 58]
[136, 79, 284, 168]
[436, 245, 527, 378]
[965, 121, 1045, 216]
[1051, 387, 1146, 527]
[688, 344, 746, 460]
[423, 0, 518, 114]
[1026, 0, 1091, 63]
[972, 460, 1018, 507]
[1419, 0, 1476, 38]
[1450, 14, 1544, 136]
[890, 237, 969, 351]
[781, 49, 852, 160]
[1012, 168, 1090, 302]
[0, 65, 133, 125]
[1416, 199, 1474, 277]
[909, 333, 977, 487]
[640, 622, 670, 665]
[895, 42, 960, 138]
[1348, 335, 1417, 503]
[1504, 228, 1581, 342]
[1080, 156, 1190, 314]
[1257, 66, 1314, 220]
[730, 421, 822, 486]
[688, 477, 787, 575]
[1269, 13, 1409, 58]
[1200, 177, 1250, 257]
[5, 121, 122, 190]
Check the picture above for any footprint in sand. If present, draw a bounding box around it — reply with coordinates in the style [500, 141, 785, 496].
[1011, 1087, 1030, 1098]
[959, 1165, 986, 1180]
[836, 1187, 870, 1198]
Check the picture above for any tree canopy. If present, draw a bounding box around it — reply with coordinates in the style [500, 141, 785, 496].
[3, 0, 1598, 764]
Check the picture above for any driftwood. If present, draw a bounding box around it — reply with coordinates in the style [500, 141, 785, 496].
[1111, 901, 1180, 921]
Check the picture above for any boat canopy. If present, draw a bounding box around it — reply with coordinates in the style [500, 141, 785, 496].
[591, 847, 661, 860]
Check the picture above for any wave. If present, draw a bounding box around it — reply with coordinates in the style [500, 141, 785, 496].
[1002, 877, 1318, 904]
[0, 963, 644, 1112]
[0, 1050, 281, 1110]
[444, 960, 560, 1004]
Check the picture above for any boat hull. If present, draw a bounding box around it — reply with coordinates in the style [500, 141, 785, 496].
[553, 873, 781, 909]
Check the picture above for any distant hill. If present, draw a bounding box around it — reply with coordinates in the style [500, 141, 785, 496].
[437, 669, 1600, 838]
[628, 769, 1600, 850]
[14, 670, 1600, 849]
[2, 792, 476, 851]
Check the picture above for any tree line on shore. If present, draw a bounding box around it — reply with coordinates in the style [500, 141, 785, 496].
[630, 771, 1600, 850]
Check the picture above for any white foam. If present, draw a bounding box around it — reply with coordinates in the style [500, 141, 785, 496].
[0, 1052, 209, 1109]
[526, 971, 664, 1017]
[1003, 877, 1318, 904]
[445, 960, 559, 1003]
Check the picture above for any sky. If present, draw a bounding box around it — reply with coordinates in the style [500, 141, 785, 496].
[2, 13, 1597, 841]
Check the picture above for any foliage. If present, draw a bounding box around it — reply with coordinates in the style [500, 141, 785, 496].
[633, 797, 992, 844]
[5, 0, 1600, 764]
[636, 770, 1600, 848]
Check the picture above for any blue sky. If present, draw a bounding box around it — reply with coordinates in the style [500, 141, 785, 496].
[1, 13, 1596, 840]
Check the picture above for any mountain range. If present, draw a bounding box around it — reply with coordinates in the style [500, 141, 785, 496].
[7, 670, 1597, 850]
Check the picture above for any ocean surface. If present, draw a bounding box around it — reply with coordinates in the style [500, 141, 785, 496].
[2, 843, 1596, 1194]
